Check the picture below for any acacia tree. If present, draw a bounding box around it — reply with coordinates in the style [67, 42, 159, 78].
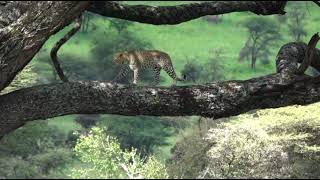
[0, 1, 320, 138]
[239, 17, 282, 70]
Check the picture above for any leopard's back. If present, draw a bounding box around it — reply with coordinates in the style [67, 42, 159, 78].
[128, 50, 171, 68]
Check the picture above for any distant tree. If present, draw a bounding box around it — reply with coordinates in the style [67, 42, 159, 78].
[287, 2, 307, 42]
[204, 48, 225, 81]
[181, 60, 204, 83]
[239, 17, 282, 70]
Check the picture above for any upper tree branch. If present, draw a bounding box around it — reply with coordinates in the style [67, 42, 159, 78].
[88, 1, 287, 25]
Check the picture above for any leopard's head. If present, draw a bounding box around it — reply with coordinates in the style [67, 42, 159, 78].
[113, 51, 129, 65]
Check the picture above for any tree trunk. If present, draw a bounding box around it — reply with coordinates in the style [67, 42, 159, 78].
[0, 1, 90, 92]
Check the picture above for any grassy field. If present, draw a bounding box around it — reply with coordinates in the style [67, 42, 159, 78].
[28, 1, 320, 161]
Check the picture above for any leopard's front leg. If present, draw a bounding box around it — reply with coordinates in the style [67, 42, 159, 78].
[130, 64, 139, 85]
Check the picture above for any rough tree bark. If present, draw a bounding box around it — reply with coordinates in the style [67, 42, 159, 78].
[0, 1, 90, 91]
[88, 1, 287, 25]
[2, 1, 320, 137]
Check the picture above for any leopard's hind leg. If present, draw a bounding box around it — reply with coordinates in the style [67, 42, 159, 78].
[153, 65, 162, 86]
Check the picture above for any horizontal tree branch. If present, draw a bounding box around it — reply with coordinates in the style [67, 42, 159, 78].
[1, 73, 320, 138]
[88, 1, 287, 25]
[0, 38, 320, 137]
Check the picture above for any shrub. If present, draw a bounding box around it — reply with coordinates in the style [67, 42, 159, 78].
[71, 127, 169, 179]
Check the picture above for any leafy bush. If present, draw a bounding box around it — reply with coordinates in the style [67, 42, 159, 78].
[181, 49, 224, 84]
[71, 127, 168, 179]
[168, 103, 320, 179]
[167, 128, 210, 179]
[98, 115, 190, 157]
[203, 122, 291, 178]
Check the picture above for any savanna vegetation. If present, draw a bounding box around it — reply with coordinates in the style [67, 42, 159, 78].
[0, 1, 320, 179]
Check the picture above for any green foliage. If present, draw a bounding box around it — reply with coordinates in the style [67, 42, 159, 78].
[0, 121, 74, 178]
[181, 49, 224, 83]
[181, 61, 204, 83]
[0, 156, 40, 179]
[30, 148, 73, 175]
[98, 115, 190, 157]
[0, 121, 65, 157]
[71, 127, 169, 179]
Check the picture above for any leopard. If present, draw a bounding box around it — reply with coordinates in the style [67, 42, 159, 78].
[112, 50, 185, 85]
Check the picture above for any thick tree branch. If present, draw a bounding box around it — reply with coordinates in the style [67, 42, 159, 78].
[88, 1, 287, 25]
[0, 73, 319, 138]
[50, 16, 82, 82]
[0, 42, 319, 137]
